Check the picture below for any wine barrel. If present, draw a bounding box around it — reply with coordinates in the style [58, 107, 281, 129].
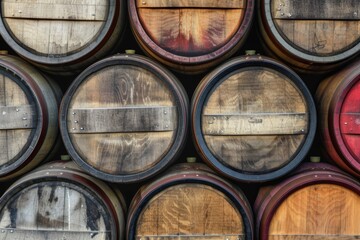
[0, 0, 126, 73]
[192, 54, 316, 182]
[255, 162, 360, 240]
[127, 162, 254, 240]
[316, 59, 360, 177]
[0, 53, 60, 181]
[60, 53, 188, 183]
[258, 0, 360, 73]
[128, 0, 255, 74]
[0, 160, 126, 239]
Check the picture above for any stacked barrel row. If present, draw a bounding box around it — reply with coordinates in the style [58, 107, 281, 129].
[0, 0, 359, 239]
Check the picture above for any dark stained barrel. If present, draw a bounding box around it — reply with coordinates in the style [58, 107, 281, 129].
[316, 59, 360, 177]
[128, 0, 255, 74]
[0, 160, 126, 239]
[255, 162, 360, 240]
[0, 0, 126, 73]
[258, 0, 360, 73]
[192, 54, 316, 182]
[0, 54, 60, 181]
[127, 162, 254, 240]
[60, 54, 188, 183]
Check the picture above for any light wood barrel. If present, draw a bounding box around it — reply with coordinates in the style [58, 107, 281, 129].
[316, 59, 360, 177]
[60, 54, 188, 183]
[0, 160, 126, 239]
[258, 0, 360, 73]
[0, 54, 60, 181]
[128, 0, 255, 74]
[127, 163, 254, 240]
[255, 162, 360, 240]
[0, 0, 126, 73]
[191, 55, 316, 182]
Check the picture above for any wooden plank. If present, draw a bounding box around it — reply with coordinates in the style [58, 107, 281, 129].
[68, 106, 176, 133]
[0, 229, 109, 239]
[0, 105, 35, 130]
[340, 113, 360, 134]
[269, 184, 360, 238]
[2, 0, 107, 20]
[136, 0, 245, 8]
[135, 235, 244, 239]
[202, 113, 307, 135]
[273, 0, 360, 19]
[269, 235, 360, 240]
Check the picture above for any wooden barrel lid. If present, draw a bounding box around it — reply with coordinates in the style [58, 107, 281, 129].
[128, 0, 254, 73]
[60, 54, 188, 183]
[0, 161, 125, 239]
[259, 0, 360, 71]
[0, 0, 125, 71]
[0, 55, 59, 180]
[127, 163, 254, 240]
[192, 55, 316, 182]
[256, 164, 360, 240]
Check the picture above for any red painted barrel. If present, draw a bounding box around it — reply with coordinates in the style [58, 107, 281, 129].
[0, 160, 126, 239]
[258, 0, 360, 73]
[316, 59, 360, 177]
[128, 0, 255, 74]
[255, 162, 360, 240]
[127, 162, 254, 240]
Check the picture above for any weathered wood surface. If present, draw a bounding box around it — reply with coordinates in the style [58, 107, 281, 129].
[202, 67, 308, 172]
[134, 236, 244, 240]
[1, 0, 108, 55]
[268, 184, 360, 239]
[0, 105, 35, 129]
[272, 0, 360, 19]
[136, 184, 244, 239]
[202, 113, 307, 135]
[0, 183, 111, 239]
[67, 65, 178, 174]
[136, 0, 245, 8]
[0, 74, 33, 168]
[68, 106, 176, 133]
[137, 8, 244, 55]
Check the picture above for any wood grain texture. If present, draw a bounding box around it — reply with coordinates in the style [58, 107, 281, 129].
[202, 67, 308, 172]
[0, 182, 110, 239]
[136, 0, 245, 8]
[273, 20, 360, 56]
[272, 0, 360, 19]
[67, 65, 178, 174]
[136, 184, 244, 238]
[0, 75, 33, 168]
[0, 105, 35, 129]
[268, 184, 360, 239]
[137, 8, 243, 55]
[2, 0, 107, 55]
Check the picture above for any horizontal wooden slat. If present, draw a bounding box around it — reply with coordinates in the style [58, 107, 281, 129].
[68, 106, 176, 133]
[136, 0, 245, 8]
[0, 229, 109, 239]
[273, 0, 360, 19]
[2, 0, 107, 20]
[340, 113, 360, 134]
[0, 105, 36, 130]
[269, 235, 360, 239]
[202, 113, 307, 135]
[135, 235, 244, 239]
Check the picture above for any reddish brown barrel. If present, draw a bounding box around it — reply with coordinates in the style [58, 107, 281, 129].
[0, 160, 126, 239]
[192, 54, 316, 182]
[0, 54, 61, 181]
[316, 59, 360, 177]
[255, 162, 360, 240]
[258, 0, 360, 73]
[0, 0, 126, 73]
[128, 0, 254, 74]
[60, 54, 188, 183]
[127, 162, 254, 240]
